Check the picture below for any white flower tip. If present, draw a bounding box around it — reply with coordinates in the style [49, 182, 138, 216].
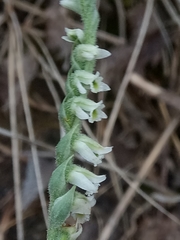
[60, 0, 80, 14]
[104, 146, 113, 154]
[96, 49, 111, 59]
[61, 36, 73, 42]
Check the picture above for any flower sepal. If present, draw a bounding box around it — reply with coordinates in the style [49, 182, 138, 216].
[74, 44, 111, 62]
[67, 165, 106, 195]
[60, 0, 81, 14]
[73, 134, 112, 166]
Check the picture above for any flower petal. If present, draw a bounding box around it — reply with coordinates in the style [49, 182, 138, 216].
[68, 166, 106, 195]
[74, 106, 89, 120]
[68, 171, 98, 194]
[60, 0, 81, 14]
[79, 135, 113, 155]
[96, 48, 111, 59]
[76, 80, 87, 94]
[62, 28, 84, 43]
[74, 140, 102, 166]
[75, 44, 111, 61]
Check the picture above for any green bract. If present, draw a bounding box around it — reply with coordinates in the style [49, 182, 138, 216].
[47, 1, 112, 239]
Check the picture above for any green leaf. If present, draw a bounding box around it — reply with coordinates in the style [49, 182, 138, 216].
[47, 228, 69, 240]
[56, 124, 80, 165]
[49, 156, 73, 202]
[50, 187, 76, 228]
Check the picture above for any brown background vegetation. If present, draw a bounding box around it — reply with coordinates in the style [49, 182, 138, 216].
[1, 0, 180, 239]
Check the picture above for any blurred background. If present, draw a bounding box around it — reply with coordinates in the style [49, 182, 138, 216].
[1, 0, 180, 239]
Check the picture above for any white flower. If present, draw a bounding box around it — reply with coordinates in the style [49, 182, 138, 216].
[67, 165, 106, 195]
[73, 134, 112, 166]
[75, 44, 111, 61]
[71, 192, 96, 223]
[62, 28, 84, 43]
[74, 70, 110, 94]
[60, 0, 80, 14]
[71, 97, 107, 123]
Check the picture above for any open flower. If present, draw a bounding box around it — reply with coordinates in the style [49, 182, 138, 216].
[75, 44, 111, 61]
[67, 165, 106, 195]
[71, 192, 96, 223]
[74, 70, 110, 94]
[71, 97, 107, 123]
[60, 0, 81, 14]
[62, 28, 84, 43]
[73, 134, 112, 166]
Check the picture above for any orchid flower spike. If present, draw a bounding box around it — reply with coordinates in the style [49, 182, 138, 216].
[47, 1, 112, 239]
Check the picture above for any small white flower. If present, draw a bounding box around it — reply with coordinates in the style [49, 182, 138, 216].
[71, 192, 96, 223]
[75, 44, 111, 61]
[60, 0, 80, 14]
[73, 134, 112, 166]
[71, 97, 107, 123]
[67, 165, 106, 195]
[74, 70, 110, 94]
[62, 28, 84, 43]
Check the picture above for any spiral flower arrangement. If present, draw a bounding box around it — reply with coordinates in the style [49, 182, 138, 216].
[47, 1, 112, 239]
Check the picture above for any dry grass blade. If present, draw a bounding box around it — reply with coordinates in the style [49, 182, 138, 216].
[114, 0, 126, 38]
[8, 25, 24, 240]
[7, 5, 48, 227]
[10, 0, 46, 18]
[99, 117, 179, 240]
[102, 0, 155, 146]
[159, 103, 180, 157]
[0, 127, 54, 151]
[0, 33, 9, 62]
[31, 35, 65, 92]
[23, 33, 65, 92]
[43, 71, 61, 137]
[101, 157, 180, 225]
[162, 0, 180, 26]
[130, 73, 180, 111]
